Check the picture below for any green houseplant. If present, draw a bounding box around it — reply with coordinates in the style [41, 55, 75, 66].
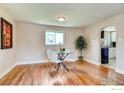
[75, 36, 87, 60]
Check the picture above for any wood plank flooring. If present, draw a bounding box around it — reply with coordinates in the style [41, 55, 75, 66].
[0, 60, 124, 85]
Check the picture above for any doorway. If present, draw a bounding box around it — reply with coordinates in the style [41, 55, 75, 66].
[100, 26, 116, 69]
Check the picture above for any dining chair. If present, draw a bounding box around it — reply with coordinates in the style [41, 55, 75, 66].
[65, 49, 78, 62]
[64, 49, 78, 71]
[47, 49, 53, 62]
[47, 49, 63, 71]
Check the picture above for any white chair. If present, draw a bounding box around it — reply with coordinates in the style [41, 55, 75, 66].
[47, 49, 61, 62]
[74, 49, 78, 61]
[63, 49, 78, 71]
[47, 49, 63, 71]
[47, 49, 53, 62]
[65, 49, 78, 62]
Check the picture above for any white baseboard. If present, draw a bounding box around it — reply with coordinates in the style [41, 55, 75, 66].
[84, 59, 124, 75]
[0, 64, 16, 79]
[17, 60, 49, 65]
[0, 60, 49, 79]
[66, 58, 78, 62]
[17, 58, 77, 65]
[83, 58, 100, 65]
[116, 68, 124, 75]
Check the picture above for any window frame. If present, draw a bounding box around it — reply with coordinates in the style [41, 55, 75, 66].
[45, 30, 64, 46]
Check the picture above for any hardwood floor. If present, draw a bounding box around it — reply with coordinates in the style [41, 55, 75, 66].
[0, 60, 124, 85]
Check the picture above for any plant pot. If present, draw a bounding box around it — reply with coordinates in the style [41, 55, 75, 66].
[78, 56, 83, 60]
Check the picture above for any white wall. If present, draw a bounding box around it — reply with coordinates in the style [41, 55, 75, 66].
[0, 8, 16, 78]
[82, 13, 124, 74]
[16, 22, 82, 64]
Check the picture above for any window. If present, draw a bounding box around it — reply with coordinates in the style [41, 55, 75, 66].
[45, 31, 64, 45]
[111, 32, 116, 42]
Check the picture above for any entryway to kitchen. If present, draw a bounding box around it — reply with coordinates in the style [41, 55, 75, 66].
[100, 26, 116, 69]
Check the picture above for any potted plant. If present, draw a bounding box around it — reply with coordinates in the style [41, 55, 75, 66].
[75, 36, 87, 60]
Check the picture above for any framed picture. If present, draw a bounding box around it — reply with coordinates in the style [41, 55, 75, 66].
[0, 17, 13, 49]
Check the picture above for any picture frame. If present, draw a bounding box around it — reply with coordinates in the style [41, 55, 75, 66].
[0, 17, 13, 49]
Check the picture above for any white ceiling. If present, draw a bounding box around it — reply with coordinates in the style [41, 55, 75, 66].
[0, 3, 124, 27]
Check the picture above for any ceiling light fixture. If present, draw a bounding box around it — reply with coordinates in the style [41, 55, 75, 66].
[57, 16, 66, 22]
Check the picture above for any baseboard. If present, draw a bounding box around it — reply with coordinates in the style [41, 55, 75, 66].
[83, 58, 100, 65]
[84, 59, 124, 75]
[17, 60, 49, 65]
[0, 64, 16, 79]
[65, 58, 78, 62]
[116, 68, 124, 75]
[17, 58, 78, 65]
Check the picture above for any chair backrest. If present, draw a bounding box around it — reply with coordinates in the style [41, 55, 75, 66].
[64, 49, 78, 61]
[75, 49, 78, 58]
[47, 49, 53, 61]
[47, 49, 62, 63]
